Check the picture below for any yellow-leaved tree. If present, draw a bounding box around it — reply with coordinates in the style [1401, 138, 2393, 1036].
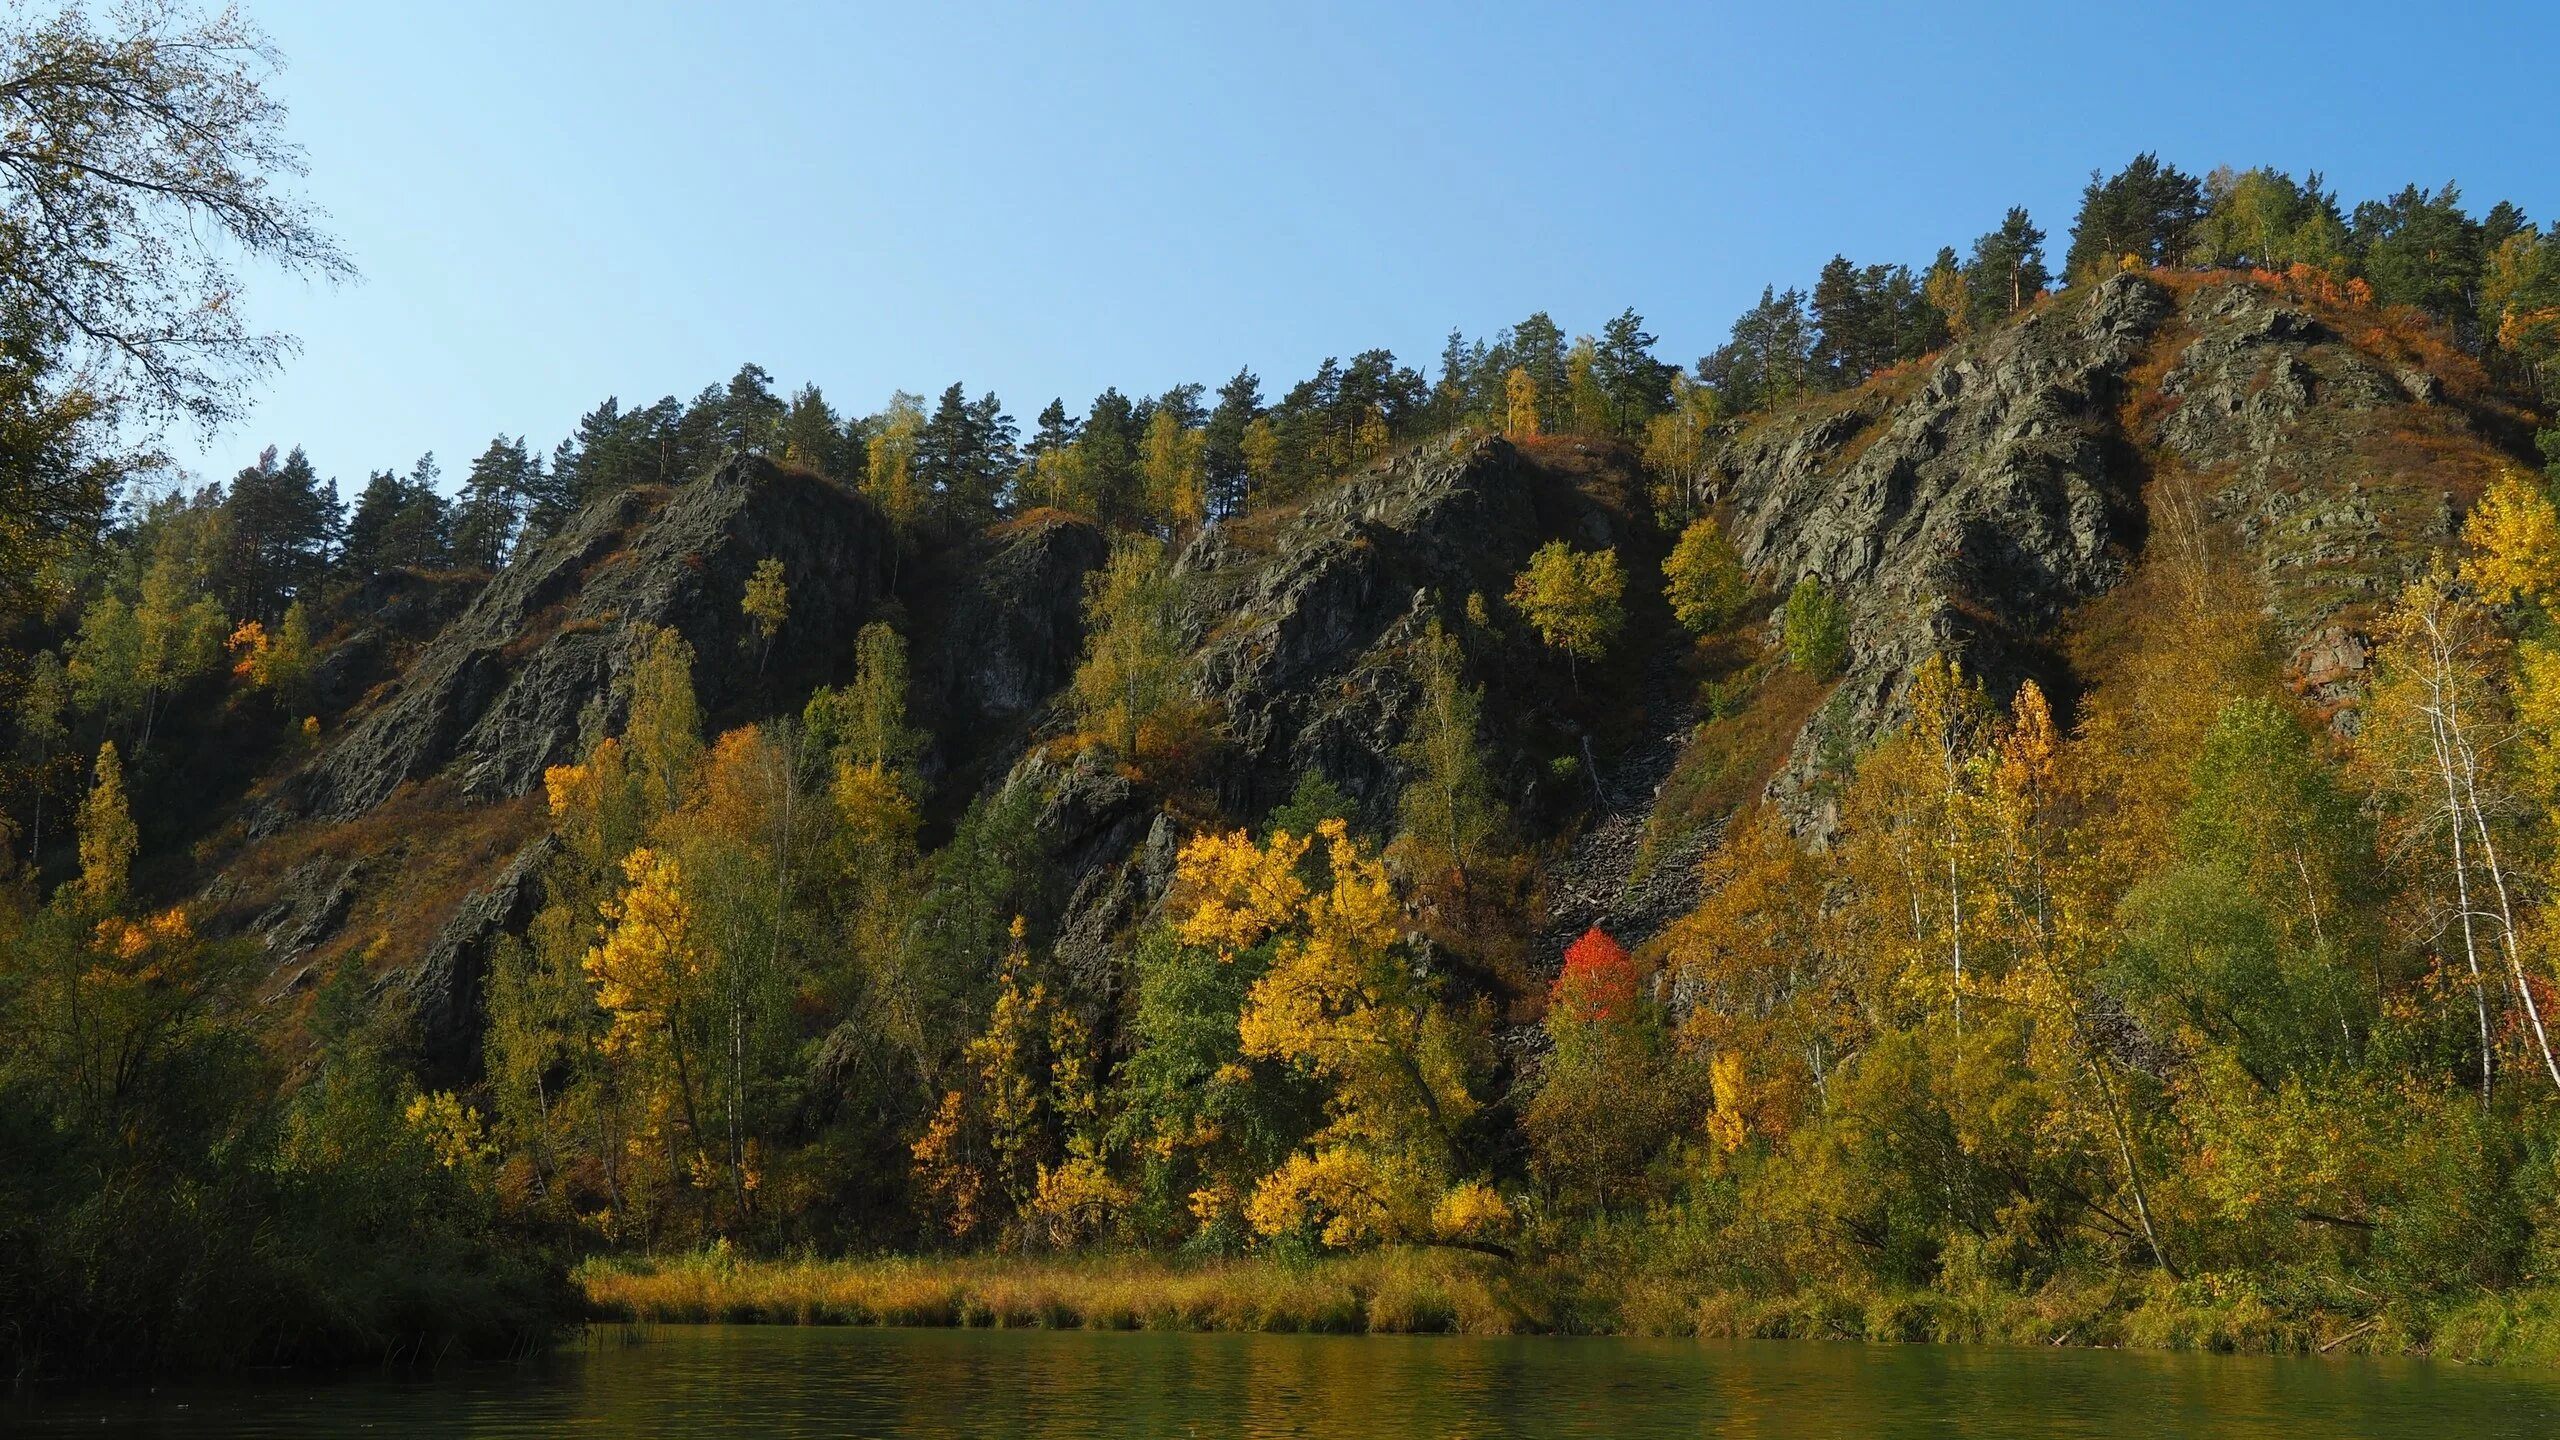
[1141, 406, 1208, 532]
[1503, 367, 1539, 439]
[74, 742, 137, 912]
[2459, 469, 2560, 609]
[1069, 534, 1202, 767]
[740, 557, 788, 673]
[583, 847, 723, 1208]
[1508, 541, 1625, 688]
[1662, 517, 1754, 637]
[1172, 819, 1510, 1255]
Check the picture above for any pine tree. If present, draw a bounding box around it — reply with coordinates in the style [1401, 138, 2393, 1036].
[1203, 369, 1262, 519]
[1923, 246, 1971, 342]
[777, 383, 846, 477]
[451, 435, 533, 570]
[218, 444, 338, 623]
[1078, 389, 1141, 525]
[716, 363, 784, 456]
[2065, 154, 2206, 280]
[1592, 309, 1673, 436]
[1964, 208, 2050, 327]
[1507, 312, 1569, 432]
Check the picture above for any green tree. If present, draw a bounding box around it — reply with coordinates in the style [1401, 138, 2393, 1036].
[805, 621, 926, 784]
[0, 1, 347, 588]
[217, 444, 338, 624]
[623, 625, 703, 817]
[16, 648, 71, 863]
[1965, 207, 2050, 327]
[1784, 576, 1848, 678]
[1394, 619, 1504, 894]
[2351, 183, 2485, 326]
[2194, 167, 2348, 271]
[777, 383, 853, 477]
[1069, 535, 1194, 763]
[1508, 541, 1625, 685]
[452, 435, 535, 569]
[2065, 153, 2206, 280]
[1592, 308, 1675, 436]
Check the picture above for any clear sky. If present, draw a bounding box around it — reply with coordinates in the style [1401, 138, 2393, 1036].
[180, 0, 2558, 491]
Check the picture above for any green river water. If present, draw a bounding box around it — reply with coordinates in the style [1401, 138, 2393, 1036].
[11, 1324, 2560, 1437]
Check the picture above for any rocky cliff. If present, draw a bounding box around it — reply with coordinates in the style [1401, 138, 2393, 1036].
[265, 456, 896, 830]
[1704, 271, 2518, 823]
[191, 273, 2531, 1077]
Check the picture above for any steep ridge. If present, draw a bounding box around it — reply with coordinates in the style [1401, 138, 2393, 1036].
[1002, 434, 1657, 1001]
[188, 274, 2529, 1080]
[263, 456, 896, 830]
[1694, 271, 2520, 828]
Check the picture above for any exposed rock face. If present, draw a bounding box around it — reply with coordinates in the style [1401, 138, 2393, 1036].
[1186, 435, 1617, 817]
[403, 836, 556, 1086]
[268, 457, 893, 828]
[238, 856, 365, 969]
[199, 271, 2512, 1076]
[1721, 274, 2173, 702]
[914, 510, 1109, 747]
[1711, 272, 2173, 820]
[1001, 435, 1650, 1001]
[2147, 280, 2460, 639]
[1705, 271, 2496, 821]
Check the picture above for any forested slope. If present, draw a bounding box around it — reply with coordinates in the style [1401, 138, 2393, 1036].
[12, 140, 2560, 1372]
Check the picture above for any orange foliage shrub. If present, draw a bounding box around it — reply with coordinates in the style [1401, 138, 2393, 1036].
[1551, 926, 1637, 1023]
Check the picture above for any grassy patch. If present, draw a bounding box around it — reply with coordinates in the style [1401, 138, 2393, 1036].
[576, 1250, 2560, 1364]
[578, 1248, 1549, 1335]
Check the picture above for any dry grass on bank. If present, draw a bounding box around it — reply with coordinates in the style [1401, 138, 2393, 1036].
[579, 1249, 1554, 1335]
[578, 1250, 2560, 1365]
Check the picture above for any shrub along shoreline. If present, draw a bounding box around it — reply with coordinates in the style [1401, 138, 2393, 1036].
[575, 1250, 2560, 1366]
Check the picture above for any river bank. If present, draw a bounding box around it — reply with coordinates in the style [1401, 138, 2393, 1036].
[575, 1251, 2560, 1365]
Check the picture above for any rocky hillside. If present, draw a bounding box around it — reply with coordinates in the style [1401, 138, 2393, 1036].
[1705, 271, 2523, 826]
[182, 273, 2534, 1079]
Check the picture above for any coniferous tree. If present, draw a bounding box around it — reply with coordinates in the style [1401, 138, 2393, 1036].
[451, 435, 533, 570]
[1202, 369, 1262, 518]
[1506, 312, 1570, 431]
[1923, 246, 1971, 341]
[2351, 183, 2486, 329]
[1964, 207, 2049, 328]
[777, 384, 849, 477]
[1700, 287, 1816, 413]
[1592, 309, 1674, 437]
[1079, 389, 1141, 525]
[917, 383, 1017, 528]
[218, 444, 338, 624]
[342, 454, 449, 579]
[715, 362, 784, 457]
[2064, 153, 2206, 280]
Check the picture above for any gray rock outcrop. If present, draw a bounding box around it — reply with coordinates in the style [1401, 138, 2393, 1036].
[265, 457, 893, 829]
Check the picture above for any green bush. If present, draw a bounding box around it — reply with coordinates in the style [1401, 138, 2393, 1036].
[1783, 577, 1848, 677]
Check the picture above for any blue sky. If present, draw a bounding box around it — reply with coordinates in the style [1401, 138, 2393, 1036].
[182, 0, 2558, 490]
